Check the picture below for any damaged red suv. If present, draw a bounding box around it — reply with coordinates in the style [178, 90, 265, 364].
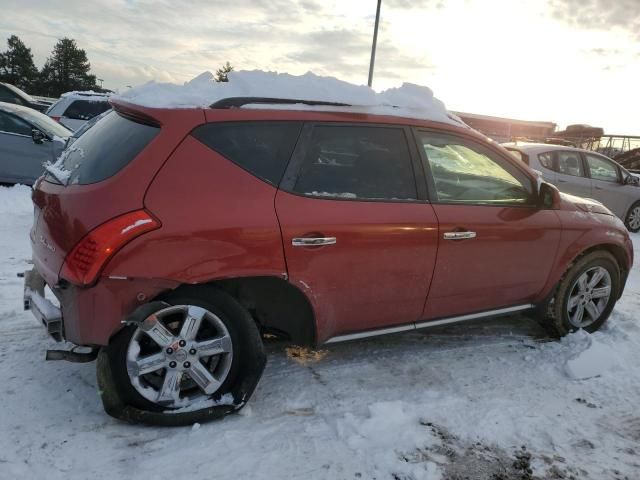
[24, 97, 633, 424]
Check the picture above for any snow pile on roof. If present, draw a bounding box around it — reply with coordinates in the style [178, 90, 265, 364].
[117, 70, 464, 126]
[61, 90, 111, 99]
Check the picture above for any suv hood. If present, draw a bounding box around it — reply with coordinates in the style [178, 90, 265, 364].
[560, 192, 614, 216]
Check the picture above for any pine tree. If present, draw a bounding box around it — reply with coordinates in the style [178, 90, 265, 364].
[215, 62, 234, 82]
[37, 38, 97, 97]
[0, 35, 39, 91]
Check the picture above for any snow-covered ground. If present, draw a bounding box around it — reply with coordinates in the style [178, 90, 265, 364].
[1, 184, 639, 479]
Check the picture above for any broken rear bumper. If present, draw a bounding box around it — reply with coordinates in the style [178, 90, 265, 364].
[23, 268, 64, 342]
[23, 267, 180, 346]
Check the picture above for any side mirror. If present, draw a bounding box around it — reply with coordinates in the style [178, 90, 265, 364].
[31, 129, 46, 145]
[624, 175, 639, 186]
[539, 182, 561, 209]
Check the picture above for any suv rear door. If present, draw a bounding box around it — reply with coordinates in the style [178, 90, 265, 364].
[275, 123, 438, 342]
[415, 130, 562, 320]
[554, 150, 592, 198]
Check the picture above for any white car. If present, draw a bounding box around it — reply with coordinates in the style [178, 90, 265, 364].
[504, 142, 640, 232]
[45, 91, 112, 131]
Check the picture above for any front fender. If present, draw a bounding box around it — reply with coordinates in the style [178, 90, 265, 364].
[534, 211, 632, 303]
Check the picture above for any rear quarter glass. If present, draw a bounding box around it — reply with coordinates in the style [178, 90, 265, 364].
[191, 121, 303, 185]
[46, 111, 159, 185]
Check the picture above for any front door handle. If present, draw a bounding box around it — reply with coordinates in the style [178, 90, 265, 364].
[443, 231, 476, 240]
[292, 237, 337, 247]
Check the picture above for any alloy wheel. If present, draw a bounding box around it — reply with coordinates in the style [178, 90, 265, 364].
[566, 266, 612, 329]
[126, 305, 233, 408]
[628, 206, 640, 230]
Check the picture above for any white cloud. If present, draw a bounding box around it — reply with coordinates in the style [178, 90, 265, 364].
[0, 0, 638, 132]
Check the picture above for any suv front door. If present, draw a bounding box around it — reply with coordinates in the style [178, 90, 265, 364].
[415, 130, 562, 320]
[276, 124, 438, 342]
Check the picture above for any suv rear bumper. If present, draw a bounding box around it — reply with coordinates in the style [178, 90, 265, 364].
[23, 267, 180, 346]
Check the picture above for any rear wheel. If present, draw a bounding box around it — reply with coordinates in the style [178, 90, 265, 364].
[97, 287, 266, 425]
[625, 201, 640, 233]
[543, 251, 620, 337]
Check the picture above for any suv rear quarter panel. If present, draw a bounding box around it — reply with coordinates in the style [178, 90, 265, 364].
[104, 135, 288, 282]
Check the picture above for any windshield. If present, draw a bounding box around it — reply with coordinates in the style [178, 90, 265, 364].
[4, 83, 36, 103]
[20, 108, 72, 138]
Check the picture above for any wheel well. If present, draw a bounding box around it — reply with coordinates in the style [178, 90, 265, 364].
[168, 277, 317, 347]
[572, 243, 629, 297]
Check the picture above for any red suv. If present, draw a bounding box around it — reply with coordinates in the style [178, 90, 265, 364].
[24, 97, 633, 425]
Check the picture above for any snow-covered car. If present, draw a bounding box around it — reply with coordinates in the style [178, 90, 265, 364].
[45, 91, 112, 131]
[0, 82, 51, 113]
[0, 101, 72, 184]
[504, 143, 640, 232]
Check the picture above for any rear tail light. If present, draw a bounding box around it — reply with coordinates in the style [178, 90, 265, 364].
[60, 210, 160, 286]
[51, 116, 61, 123]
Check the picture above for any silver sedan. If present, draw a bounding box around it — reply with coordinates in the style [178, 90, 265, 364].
[0, 101, 72, 185]
[504, 142, 640, 232]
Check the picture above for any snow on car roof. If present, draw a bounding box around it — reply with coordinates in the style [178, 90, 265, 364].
[60, 90, 111, 100]
[116, 70, 467, 127]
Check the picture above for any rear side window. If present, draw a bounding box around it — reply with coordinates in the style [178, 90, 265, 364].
[192, 122, 302, 185]
[63, 100, 111, 120]
[557, 151, 584, 177]
[538, 152, 554, 169]
[292, 125, 417, 200]
[50, 111, 158, 185]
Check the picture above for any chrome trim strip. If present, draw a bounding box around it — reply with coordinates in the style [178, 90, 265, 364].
[324, 304, 534, 344]
[324, 323, 415, 344]
[414, 304, 534, 330]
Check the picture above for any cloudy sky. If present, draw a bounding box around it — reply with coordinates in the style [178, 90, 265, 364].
[1, 0, 639, 132]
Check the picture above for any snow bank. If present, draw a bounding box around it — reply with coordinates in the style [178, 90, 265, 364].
[117, 70, 464, 126]
[562, 330, 617, 380]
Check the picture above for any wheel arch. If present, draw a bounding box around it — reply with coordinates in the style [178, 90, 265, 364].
[157, 276, 318, 347]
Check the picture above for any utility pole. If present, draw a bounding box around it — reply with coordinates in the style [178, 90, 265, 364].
[368, 0, 382, 88]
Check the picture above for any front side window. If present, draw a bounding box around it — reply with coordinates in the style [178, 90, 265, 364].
[586, 154, 619, 183]
[419, 132, 533, 205]
[0, 111, 32, 136]
[556, 151, 584, 177]
[63, 100, 111, 120]
[293, 125, 417, 201]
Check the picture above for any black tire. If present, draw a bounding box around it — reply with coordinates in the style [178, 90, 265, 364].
[624, 201, 640, 233]
[541, 251, 620, 337]
[97, 287, 266, 425]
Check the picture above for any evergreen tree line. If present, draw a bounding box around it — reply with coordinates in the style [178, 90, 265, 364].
[0, 35, 104, 97]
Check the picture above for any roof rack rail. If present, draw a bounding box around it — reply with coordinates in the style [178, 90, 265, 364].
[210, 97, 351, 109]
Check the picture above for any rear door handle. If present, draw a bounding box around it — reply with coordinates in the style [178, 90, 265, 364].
[292, 237, 337, 247]
[443, 231, 476, 240]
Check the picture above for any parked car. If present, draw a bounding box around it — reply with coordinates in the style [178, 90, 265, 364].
[24, 99, 633, 425]
[45, 91, 112, 131]
[504, 143, 640, 232]
[0, 82, 51, 112]
[0, 101, 72, 184]
[64, 109, 110, 149]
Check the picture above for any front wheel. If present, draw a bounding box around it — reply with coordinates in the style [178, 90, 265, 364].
[625, 201, 640, 233]
[545, 251, 620, 337]
[97, 287, 266, 425]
